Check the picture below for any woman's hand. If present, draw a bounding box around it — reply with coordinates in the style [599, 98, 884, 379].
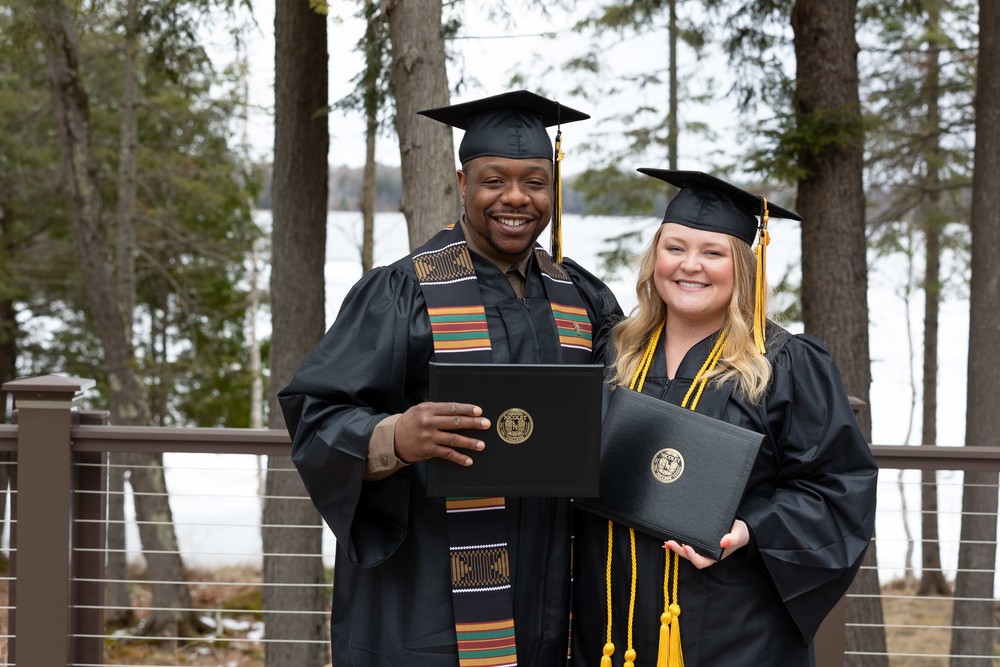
[663, 519, 750, 569]
[393, 401, 490, 466]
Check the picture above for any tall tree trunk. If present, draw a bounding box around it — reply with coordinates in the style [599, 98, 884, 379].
[265, 2, 329, 665]
[667, 0, 678, 169]
[791, 1, 886, 665]
[34, 0, 198, 638]
[384, 0, 458, 250]
[0, 205, 16, 420]
[362, 113, 377, 273]
[917, 220, 949, 592]
[949, 1, 1000, 663]
[0, 206, 15, 567]
[360, 0, 380, 274]
[916, 5, 949, 593]
[250, 238, 264, 428]
[115, 0, 138, 318]
[105, 0, 140, 625]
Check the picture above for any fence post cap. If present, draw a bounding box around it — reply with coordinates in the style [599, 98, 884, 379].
[3, 374, 96, 401]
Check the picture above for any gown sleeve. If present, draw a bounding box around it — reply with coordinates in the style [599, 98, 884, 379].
[736, 333, 879, 641]
[276, 264, 433, 568]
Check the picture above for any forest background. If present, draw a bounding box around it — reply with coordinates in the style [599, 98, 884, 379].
[1, 0, 998, 666]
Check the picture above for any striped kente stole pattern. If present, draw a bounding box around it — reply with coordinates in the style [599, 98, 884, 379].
[550, 302, 593, 351]
[412, 222, 594, 666]
[426, 306, 491, 354]
[535, 246, 593, 357]
[455, 619, 517, 667]
[449, 497, 517, 667]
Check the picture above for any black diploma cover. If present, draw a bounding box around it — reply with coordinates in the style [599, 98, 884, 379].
[426, 363, 603, 497]
[575, 386, 764, 559]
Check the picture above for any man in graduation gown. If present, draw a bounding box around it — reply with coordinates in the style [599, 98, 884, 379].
[278, 90, 622, 666]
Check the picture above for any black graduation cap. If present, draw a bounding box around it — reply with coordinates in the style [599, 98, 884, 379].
[637, 168, 802, 246]
[418, 90, 590, 163]
[638, 168, 802, 355]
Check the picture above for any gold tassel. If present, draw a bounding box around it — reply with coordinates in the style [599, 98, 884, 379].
[601, 643, 615, 667]
[552, 130, 565, 263]
[656, 532, 672, 667]
[667, 603, 684, 667]
[656, 540, 672, 667]
[616, 323, 726, 667]
[602, 519, 615, 667]
[655, 611, 670, 667]
[667, 549, 684, 667]
[752, 198, 770, 355]
[625, 528, 637, 666]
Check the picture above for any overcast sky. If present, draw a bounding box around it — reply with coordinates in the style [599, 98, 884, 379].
[224, 2, 742, 174]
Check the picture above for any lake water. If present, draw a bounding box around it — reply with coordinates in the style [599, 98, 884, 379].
[150, 210, 988, 591]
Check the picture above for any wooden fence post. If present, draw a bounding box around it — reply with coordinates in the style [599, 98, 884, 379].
[5, 374, 95, 667]
[814, 395, 869, 667]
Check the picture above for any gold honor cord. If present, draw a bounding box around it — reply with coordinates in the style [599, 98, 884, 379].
[753, 198, 770, 355]
[603, 325, 727, 667]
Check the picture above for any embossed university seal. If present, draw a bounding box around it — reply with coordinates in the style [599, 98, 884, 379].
[651, 448, 684, 483]
[497, 408, 533, 444]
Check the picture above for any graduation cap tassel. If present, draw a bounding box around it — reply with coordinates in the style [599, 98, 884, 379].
[552, 129, 565, 263]
[753, 199, 770, 355]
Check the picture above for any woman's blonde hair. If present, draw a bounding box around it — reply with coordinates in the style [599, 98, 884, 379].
[609, 225, 772, 404]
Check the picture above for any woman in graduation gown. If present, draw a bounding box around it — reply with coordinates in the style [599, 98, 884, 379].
[571, 169, 878, 666]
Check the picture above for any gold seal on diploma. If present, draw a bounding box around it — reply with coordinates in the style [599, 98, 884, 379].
[651, 448, 684, 483]
[497, 408, 533, 444]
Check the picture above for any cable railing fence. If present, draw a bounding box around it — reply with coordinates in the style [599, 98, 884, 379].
[1, 374, 999, 666]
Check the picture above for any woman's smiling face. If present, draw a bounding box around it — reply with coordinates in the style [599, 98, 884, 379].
[654, 222, 735, 330]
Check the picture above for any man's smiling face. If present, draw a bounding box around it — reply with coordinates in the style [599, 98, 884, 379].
[458, 156, 553, 266]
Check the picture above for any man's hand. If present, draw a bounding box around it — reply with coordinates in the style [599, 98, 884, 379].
[394, 402, 490, 466]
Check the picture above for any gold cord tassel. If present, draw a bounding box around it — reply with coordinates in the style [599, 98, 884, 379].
[552, 130, 565, 263]
[656, 612, 670, 667]
[656, 551, 671, 667]
[667, 602, 684, 667]
[667, 549, 684, 666]
[624, 528, 638, 667]
[752, 198, 770, 355]
[602, 326, 663, 667]
[602, 519, 615, 667]
[606, 323, 723, 667]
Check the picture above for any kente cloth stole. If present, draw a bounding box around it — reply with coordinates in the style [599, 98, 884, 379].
[413, 223, 592, 666]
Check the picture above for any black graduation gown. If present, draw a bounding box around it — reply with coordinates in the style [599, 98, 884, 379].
[278, 249, 622, 667]
[571, 326, 878, 666]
